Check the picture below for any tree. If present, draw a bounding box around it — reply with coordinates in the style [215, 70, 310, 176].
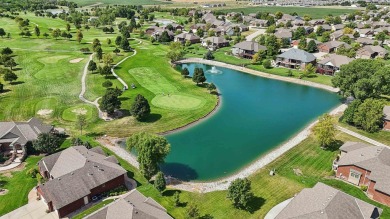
[107, 38, 112, 46]
[186, 204, 200, 219]
[102, 53, 113, 65]
[207, 83, 216, 93]
[3, 71, 17, 83]
[342, 99, 362, 124]
[159, 31, 171, 43]
[192, 67, 206, 85]
[96, 46, 103, 61]
[130, 94, 151, 121]
[312, 114, 336, 148]
[76, 30, 83, 43]
[102, 80, 113, 88]
[252, 53, 260, 64]
[1, 47, 13, 55]
[263, 59, 271, 69]
[316, 26, 324, 36]
[100, 65, 111, 78]
[66, 23, 71, 32]
[181, 67, 189, 78]
[227, 178, 254, 210]
[25, 31, 32, 38]
[174, 191, 180, 207]
[321, 31, 331, 43]
[115, 35, 122, 46]
[34, 25, 40, 38]
[265, 35, 280, 56]
[43, 32, 49, 38]
[90, 37, 100, 50]
[113, 48, 120, 55]
[52, 28, 61, 39]
[375, 31, 386, 44]
[332, 59, 388, 99]
[0, 28, 5, 38]
[76, 114, 87, 135]
[353, 98, 385, 132]
[0, 83, 3, 93]
[32, 133, 61, 154]
[301, 63, 316, 78]
[126, 132, 170, 180]
[100, 88, 122, 114]
[298, 38, 307, 50]
[307, 40, 317, 53]
[154, 171, 166, 193]
[120, 37, 131, 51]
[88, 60, 97, 73]
[204, 50, 214, 60]
[167, 42, 184, 62]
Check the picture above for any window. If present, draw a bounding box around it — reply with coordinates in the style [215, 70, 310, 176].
[350, 171, 361, 179]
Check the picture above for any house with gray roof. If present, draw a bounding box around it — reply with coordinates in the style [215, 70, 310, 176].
[85, 189, 172, 219]
[316, 54, 354, 76]
[232, 41, 267, 59]
[202, 36, 229, 50]
[174, 33, 200, 45]
[268, 182, 382, 219]
[335, 142, 390, 206]
[318, 41, 352, 53]
[276, 48, 316, 70]
[356, 45, 388, 59]
[37, 146, 127, 218]
[0, 118, 52, 164]
[384, 106, 390, 130]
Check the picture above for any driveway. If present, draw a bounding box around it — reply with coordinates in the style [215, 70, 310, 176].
[1, 198, 58, 219]
[246, 28, 266, 41]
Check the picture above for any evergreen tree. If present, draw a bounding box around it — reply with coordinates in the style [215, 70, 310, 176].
[130, 94, 151, 121]
[192, 68, 206, 85]
[227, 178, 254, 210]
[154, 171, 166, 193]
[181, 67, 189, 78]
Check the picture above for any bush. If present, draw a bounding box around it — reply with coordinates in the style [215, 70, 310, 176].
[361, 185, 368, 192]
[27, 168, 39, 178]
[263, 59, 272, 69]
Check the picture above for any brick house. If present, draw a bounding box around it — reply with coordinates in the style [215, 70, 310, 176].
[201, 36, 229, 50]
[316, 54, 354, 76]
[232, 41, 267, 59]
[174, 33, 200, 44]
[356, 45, 388, 59]
[384, 106, 390, 130]
[37, 146, 127, 218]
[334, 142, 390, 206]
[317, 41, 352, 53]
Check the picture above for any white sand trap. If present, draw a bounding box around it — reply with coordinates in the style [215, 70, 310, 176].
[37, 109, 53, 116]
[69, 58, 84, 63]
[72, 108, 87, 115]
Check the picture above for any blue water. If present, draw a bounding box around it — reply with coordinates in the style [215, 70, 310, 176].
[160, 63, 340, 181]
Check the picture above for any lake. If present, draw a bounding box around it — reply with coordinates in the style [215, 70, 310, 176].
[160, 63, 340, 181]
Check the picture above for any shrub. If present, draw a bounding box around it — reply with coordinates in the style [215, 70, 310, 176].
[26, 168, 39, 178]
[263, 59, 271, 69]
[361, 185, 368, 192]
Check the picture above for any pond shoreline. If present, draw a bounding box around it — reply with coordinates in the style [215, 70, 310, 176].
[176, 58, 339, 93]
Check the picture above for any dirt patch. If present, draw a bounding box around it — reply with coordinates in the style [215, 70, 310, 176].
[37, 109, 53, 117]
[69, 58, 84, 63]
[0, 189, 8, 196]
[1, 172, 12, 178]
[72, 108, 87, 115]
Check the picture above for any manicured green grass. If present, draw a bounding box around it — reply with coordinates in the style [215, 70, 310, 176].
[0, 156, 42, 216]
[61, 104, 97, 122]
[338, 121, 390, 146]
[130, 67, 179, 94]
[72, 199, 114, 219]
[218, 6, 356, 19]
[151, 94, 205, 110]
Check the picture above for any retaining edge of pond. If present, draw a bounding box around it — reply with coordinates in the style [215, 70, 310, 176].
[176, 58, 340, 93]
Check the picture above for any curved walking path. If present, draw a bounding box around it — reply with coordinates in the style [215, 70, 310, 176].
[336, 126, 388, 147]
[78, 39, 142, 120]
[176, 58, 339, 93]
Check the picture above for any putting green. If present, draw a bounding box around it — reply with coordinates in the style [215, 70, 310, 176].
[62, 104, 96, 122]
[129, 67, 178, 94]
[151, 94, 204, 110]
[37, 55, 70, 64]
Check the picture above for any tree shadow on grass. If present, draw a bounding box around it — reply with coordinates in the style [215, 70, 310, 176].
[246, 196, 266, 214]
[12, 67, 22, 71]
[324, 140, 343, 152]
[143, 113, 162, 123]
[118, 97, 130, 101]
[86, 132, 105, 138]
[10, 81, 24, 85]
[0, 180, 8, 188]
[162, 190, 188, 207]
[0, 89, 11, 94]
[105, 75, 116, 80]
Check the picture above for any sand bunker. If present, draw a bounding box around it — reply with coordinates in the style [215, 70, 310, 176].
[37, 109, 53, 116]
[72, 108, 87, 115]
[69, 58, 84, 63]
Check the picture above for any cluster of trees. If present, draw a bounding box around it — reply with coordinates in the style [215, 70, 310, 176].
[192, 67, 206, 85]
[126, 132, 170, 180]
[101, 88, 122, 115]
[167, 41, 184, 62]
[115, 35, 131, 51]
[0, 47, 18, 88]
[32, 133, 62, 154]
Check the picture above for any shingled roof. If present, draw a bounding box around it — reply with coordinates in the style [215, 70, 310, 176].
[233, 41, 267, 53]
[318, 54, 354, 68]
[38, 146, 126, 209]
[338, 142, 390, 196]
[277, 48, 316, 63]
[275, 182, 382, 219]
[86, 189, 172, 219]
[0, 118, 52, 145]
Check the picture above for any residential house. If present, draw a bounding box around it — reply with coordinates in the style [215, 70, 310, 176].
[190, 23, 206, 33]
[358, 28, 375, 38]
[316, 54, 354, 75]
[384, 106, 390, 130]
[291, 25, 313, 34]
[232, 41, 267, 59]
[332, 24, 345, 31]
[174, 33, 201, 44]
[0, 118, 52, 158]
[292, 19, 305, 26]
[308, 19, 325, 26]
[330, 30, 344, 41]
[317, 41, 352, 53]
[202, 36, 229, 50]
[274, 29, 292, 41]
[356, 45, 388, 59]
[356, 37, 376, 46]
[250, 19, 269, 27]
[291, 38, 320, 49]
[334, 142, 390, 206]
[85, 189, 172, 219]
[269, 182, 382, 219]
[37, 146, 128, 218]
[169, 23, 184, 32]
[314, 24, 331, 32]
[276, 48, 316, 70]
